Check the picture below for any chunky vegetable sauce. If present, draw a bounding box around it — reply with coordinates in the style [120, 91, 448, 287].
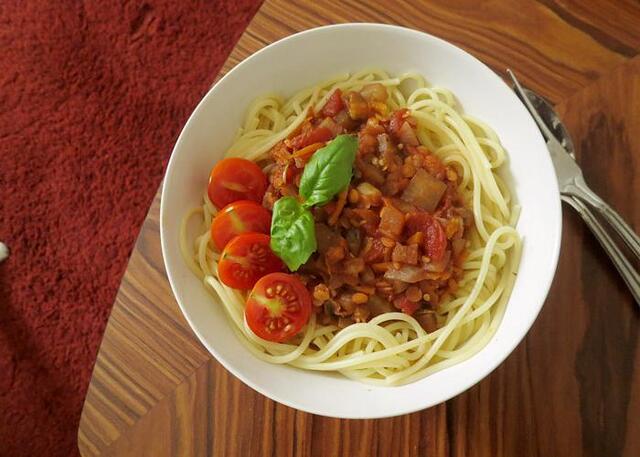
[261, 84, 472, 332]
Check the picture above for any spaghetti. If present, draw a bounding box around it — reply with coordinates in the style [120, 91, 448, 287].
[180, 70, 521, 386]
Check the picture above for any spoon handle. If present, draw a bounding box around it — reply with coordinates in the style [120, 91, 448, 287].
[566, 176, 640, 260]
[562, 195, 640, 306]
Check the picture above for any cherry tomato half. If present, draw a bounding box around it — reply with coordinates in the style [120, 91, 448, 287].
[245, 273, 312, 342]
[211, 201, 272, 251]
[405, 213, 447, 262]
[207, 158, 268, 209]
[218, 233, 284, 289]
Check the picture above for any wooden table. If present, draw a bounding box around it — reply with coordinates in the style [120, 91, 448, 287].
[78, 1, 640, 455]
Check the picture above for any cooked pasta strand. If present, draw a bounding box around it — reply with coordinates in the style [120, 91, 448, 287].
[180, 71, 521, 385]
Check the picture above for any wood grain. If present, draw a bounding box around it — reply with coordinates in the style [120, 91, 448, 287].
[78, 1, 640, 455]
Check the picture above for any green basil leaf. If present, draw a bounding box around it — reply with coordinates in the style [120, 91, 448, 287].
[270, 196, 317, 271]
[299, 134, 358, 207]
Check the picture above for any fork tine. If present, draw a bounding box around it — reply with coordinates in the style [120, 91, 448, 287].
[506, 69, 558, 143]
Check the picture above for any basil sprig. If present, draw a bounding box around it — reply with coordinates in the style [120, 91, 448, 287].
[270, 197, 317, 271]
[270, 134, 357, 271]
[299, 134, 358, 207]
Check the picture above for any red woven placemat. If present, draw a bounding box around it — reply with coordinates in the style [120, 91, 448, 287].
[0, 1, 262, 455]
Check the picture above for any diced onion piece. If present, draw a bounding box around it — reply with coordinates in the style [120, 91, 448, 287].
[360, 83, 388, 102]
[346, 91, 369, 120]
[356, 158, 385, 186]
[379, 205, 404, 239]
[334, 110, 357, 130]
[318, 116, 342, 136]
[384, 265, 430, 283]
[391, 243, 419, 265]
[397, 121, 419, 146]
[356, 182, 383, 206]
[424, 251, 451, 272]
[401, 169, 447, 212]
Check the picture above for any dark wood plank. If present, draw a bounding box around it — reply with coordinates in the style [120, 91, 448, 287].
[551, 55, 640, 457]
[79, 1, 640, 456]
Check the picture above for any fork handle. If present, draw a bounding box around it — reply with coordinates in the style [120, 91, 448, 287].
[565, 176, 640, 260]
[562, 195, 640, 306]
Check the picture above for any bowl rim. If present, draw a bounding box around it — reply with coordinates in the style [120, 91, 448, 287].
[160, 22, 562, 418]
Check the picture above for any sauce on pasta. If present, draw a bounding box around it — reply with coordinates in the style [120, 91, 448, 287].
[181, 70, 521, 385]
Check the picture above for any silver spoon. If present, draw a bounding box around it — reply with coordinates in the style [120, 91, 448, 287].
[520, 88, 576, 158]
[513, 84, 640, 305]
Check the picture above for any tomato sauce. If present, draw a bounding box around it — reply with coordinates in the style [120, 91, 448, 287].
[262, 84, 472, 330]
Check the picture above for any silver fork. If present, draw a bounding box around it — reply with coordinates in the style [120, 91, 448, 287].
[507, 70, 640, 306]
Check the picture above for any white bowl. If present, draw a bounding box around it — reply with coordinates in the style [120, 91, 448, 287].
[160, 23, 561, 418]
